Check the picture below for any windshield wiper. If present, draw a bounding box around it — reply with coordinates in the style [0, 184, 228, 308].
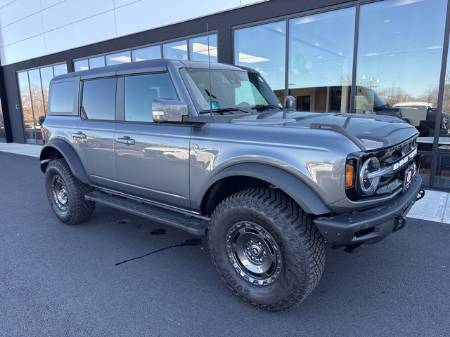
[199, 107, 252, 115]
[251, 104, 282, 111]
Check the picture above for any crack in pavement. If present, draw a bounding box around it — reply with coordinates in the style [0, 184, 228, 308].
[114, 238, 202, 266]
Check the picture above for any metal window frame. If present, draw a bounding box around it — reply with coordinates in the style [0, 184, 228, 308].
[430, 0, 450, 188]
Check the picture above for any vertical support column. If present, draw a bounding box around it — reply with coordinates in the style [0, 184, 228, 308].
[430, 0, 450, 187]
[349, 4, 360, 113]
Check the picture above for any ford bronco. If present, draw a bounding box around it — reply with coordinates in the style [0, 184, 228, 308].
[40, 59, 424, 311]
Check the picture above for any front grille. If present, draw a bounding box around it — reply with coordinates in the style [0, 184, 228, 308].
[372, 136, 418, 197]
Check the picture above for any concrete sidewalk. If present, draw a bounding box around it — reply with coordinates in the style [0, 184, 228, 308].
[0, 142, 41, 157]
[0, 142, 446, 223]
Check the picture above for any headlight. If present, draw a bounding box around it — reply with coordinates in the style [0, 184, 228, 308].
[359, 157, 381, 195]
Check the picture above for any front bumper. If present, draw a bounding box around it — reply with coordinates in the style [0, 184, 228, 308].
[314, 175, 423, 245]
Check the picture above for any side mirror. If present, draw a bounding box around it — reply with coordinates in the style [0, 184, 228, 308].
[284, 95, 296, 110]
[152, 99, 188, 123]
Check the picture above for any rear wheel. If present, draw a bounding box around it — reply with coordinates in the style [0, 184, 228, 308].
[208, 187, 325, 311]
[45, 159, 95, 225]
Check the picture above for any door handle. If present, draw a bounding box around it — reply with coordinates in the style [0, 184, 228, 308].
[72, 131, 87, 140]
[116, 136, 135, 145]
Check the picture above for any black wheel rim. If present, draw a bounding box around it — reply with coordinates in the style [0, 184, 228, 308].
[226, 221, 282, 286]
[51, 174, 68, 212]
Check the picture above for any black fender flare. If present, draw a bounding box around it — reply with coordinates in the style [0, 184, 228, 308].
[39, 139, 89, 184]
[200, 163, 331, 216]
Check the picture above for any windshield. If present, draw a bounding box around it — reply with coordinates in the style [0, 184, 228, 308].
[181, 68, 281, 114]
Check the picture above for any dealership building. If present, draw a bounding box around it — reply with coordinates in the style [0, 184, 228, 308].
[0, 0, 449, 189]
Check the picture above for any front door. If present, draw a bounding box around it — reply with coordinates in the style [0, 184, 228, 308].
[75, 77, 117, 186]
[113, 72, 191, 208]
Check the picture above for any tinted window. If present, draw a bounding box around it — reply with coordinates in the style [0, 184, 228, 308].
[125, 73, 177, 122]
[49, 81, 75, 114]
[82, 78, 116, 120]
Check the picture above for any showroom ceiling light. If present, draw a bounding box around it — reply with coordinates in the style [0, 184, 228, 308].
[238, 52, 270, 63]
[109, 55, 131, 63]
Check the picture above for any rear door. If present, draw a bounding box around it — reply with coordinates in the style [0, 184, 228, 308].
[75, 77, 117, 186]
[113, 72, 191, 208]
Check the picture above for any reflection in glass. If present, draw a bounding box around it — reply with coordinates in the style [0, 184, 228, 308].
[288, 8, 355, 112]
[18, 71, 35, 143]
[106, 50, 131, 65]
[357, 0, 447, 184]
[357, 0, 446, 130]
[125, 73, 177, 122]
[28, 69, 45, 143]
[189, 34, 218, 62]
[435, 33, 450, 188]
[89, 56, 106, 69]
[53, 63, 67, 76]
[132, 45, 161, 62]
[163, 40, 188, 60]
[82, 78, 117, 120]
[234, 21, 286, 102]
[74, 59, 89, 71]
[0, 98, 5, 142]
[40, 66, 53, 113]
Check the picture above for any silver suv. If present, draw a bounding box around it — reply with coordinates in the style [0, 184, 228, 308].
[40, 59, 424, 311]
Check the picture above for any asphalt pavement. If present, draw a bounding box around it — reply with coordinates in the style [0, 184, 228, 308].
[1, 152, 449, 337]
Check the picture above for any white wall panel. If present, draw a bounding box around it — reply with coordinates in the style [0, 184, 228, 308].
[41, 0, 115, 32]
[1, 12, 43, 45]
[44, 11, 116, 55]
[115, 0, 241, 37]
[0, 0, 267, 65]
[0, 0, 41, 27]
[2, 35, 46, 63]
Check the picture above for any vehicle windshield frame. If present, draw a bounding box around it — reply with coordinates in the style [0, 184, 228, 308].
[179, 66, 281, 115]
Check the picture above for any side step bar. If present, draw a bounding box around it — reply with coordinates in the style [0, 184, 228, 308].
[85, 190, 208, 235]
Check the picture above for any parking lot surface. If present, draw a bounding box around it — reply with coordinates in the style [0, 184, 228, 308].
[1, 152, 449, 337]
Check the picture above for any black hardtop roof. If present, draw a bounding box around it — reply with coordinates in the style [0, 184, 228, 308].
[52, 58, 244, 82]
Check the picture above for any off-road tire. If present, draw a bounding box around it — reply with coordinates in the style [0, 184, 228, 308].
[208, 187, 325, 311]
[45, 159, 95, 225]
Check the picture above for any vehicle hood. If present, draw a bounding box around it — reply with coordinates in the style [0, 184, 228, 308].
[231, 111, 418, 150]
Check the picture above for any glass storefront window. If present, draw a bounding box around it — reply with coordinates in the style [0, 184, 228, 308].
[89, 56, 106, 69]
[53, 63, 68, 76]
[189, 34, 218, 62]
[17, 71, 35, 143]
[17, 63, 67, 144]
[106, 50, 131, 65]
[163, 40, 188, 60]
[28, 69, 45, 143]
[74, 59, 89, 71]
[288, 8, 355, 112]
[40, 66, 53, 113]
[234, 21, 286, 103]
[132, 45, 161, 62]
[357, 0, 447, 184]
[0, 98, 5, 142]
[435, 32, 450, 188]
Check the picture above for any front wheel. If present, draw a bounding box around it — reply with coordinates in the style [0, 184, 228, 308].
[208, 188, 325, 311]
[45, 159, 95, 225]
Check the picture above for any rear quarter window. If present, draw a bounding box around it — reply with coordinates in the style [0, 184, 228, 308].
[48, 81, 76, 115]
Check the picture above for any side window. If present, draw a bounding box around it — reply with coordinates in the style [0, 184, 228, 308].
[82, 78, 116, 120]
[49, 81, 75, 115]
[124, 73, 177, 122]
